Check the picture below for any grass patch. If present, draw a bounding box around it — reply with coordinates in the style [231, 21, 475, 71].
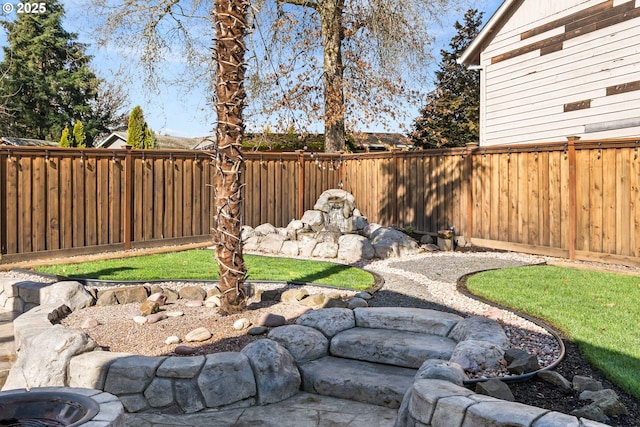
[466, 265, 640, 398]
[34, 249, 374, 290]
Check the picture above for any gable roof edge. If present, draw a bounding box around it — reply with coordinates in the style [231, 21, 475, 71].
[458, 0, 518, 66]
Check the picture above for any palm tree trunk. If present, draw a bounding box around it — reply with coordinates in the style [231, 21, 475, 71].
[213, 0, 249, 315]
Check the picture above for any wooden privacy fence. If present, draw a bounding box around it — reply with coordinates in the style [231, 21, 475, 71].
[2, 138, 640, 267]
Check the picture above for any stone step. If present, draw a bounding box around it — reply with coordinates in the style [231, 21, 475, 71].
[354, 307, 462, 336]
[330, 327, 457, 369]
[299, 356, 416, 409]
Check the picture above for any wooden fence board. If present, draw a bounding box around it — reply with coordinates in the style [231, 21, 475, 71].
[96, 159, 109, 245]
[183, 159, 194, 236]
[632, 151, 640, 257]
[617, 149, 630, 256]
[85, 158, 98, 246]
[19, 157, 32, 253]
[109, 159, 122, 244]
[32, 156, 46, 252]
[4, 142, 640, 268]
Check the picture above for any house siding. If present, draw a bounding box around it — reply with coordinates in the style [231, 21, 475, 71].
[478, 0, 640, 146]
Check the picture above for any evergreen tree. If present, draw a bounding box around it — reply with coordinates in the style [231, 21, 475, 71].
[143, 125, 156, 149]
[73, 120, 87, 148]
[127, 105, 155, 149]
[127, 106, 145, 148]
[410, 9, 483, 149]
[0, 0, 103, 143]
[59, 126, 71, 147]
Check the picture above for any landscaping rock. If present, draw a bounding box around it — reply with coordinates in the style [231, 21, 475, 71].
[175, 346, 196, 355]
[300, 210, 325, 230]
[254, 223, 277, 236]
[476, 378, 515, 401]
[139, 300, 159, 315]
[580, 389, 628, 417]
[95, 289, 118, 306]
[338, 234, 375, 261]
[536, 370, 572, 391]
[280, 240, 300, 256]
[147, 292, 167, 306]
[299, 293, 330, 308]
[241, 339, 301, 404]
[146, 312, 167, 324]
[369, 227, 421, 258]
[257, 313, 286, 327]
[165, 336, 180, 345]
[507, 353, 540, 375]
[449, 339, 504, 373]
[312, 242, 339, 258]
[185, 327, 212, 342]
[280, 288, 309, 303]
[347, 297, 368, 309]
[448, 315, 510, 350]
[4, 324, 98, 389]
[104, 355, 165, 394]
[233, 318, 251, 330]
[503, 348, 529, 364]
[415, 359, 467, 386]
[258, 233, 286, 254]
[178, 286, 206, 301]
[113, 286, 149, 304]
[158, 355, 205, 379]
[248, 326, 268, 335]
[573, 375, 604, 392]
[40, 281, 95, 312]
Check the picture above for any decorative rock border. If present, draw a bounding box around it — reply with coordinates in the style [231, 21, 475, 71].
[396, 379, 609, 427]
[2, 278, 606, 426]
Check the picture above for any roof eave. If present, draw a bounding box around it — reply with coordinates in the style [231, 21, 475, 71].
[458, 0, 517, 66]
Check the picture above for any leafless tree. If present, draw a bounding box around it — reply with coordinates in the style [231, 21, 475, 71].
[88, 0, 469, 152]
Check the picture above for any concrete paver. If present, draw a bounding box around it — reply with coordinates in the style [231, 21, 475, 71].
[123, 393, 397, 427]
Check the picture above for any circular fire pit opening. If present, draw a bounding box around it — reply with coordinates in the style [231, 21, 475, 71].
[0, 390, 100, 427]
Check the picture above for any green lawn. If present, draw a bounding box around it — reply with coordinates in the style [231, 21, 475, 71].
[466, 265, 640, 398]
[34, 250, 374, 290]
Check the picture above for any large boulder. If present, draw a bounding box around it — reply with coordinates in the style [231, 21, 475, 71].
[449, 340, 504, 373]
[40, 281, 95, 311]
[369, 227, 421, 258]
[448, 316, 510, 350]
[241, 339, 301, 404]
[338, 234, 375, 262]
[301, 210, 325, 230]
[4, 324, 98, 389]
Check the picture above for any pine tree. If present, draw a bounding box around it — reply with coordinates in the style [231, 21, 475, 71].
[410, 9, 484, 149]
[59, 126, 71, 147]
[0, 0, 103, 143]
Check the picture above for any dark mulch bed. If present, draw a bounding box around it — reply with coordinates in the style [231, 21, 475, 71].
[509, 340, 640, 426]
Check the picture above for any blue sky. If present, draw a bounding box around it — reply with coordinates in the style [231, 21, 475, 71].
[2, 0, 503, 138]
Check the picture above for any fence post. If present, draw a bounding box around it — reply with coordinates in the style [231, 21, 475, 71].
[567, 136, 579, 260]
[123, 145, 133, 250]
[297, 150, 305, 220]
[392, 150, 398, 226]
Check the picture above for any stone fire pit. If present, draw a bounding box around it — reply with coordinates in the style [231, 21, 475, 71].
[0, 387, 123, 426]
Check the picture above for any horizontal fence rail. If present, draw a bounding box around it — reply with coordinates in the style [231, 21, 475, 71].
[2, 138, 640, 267]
